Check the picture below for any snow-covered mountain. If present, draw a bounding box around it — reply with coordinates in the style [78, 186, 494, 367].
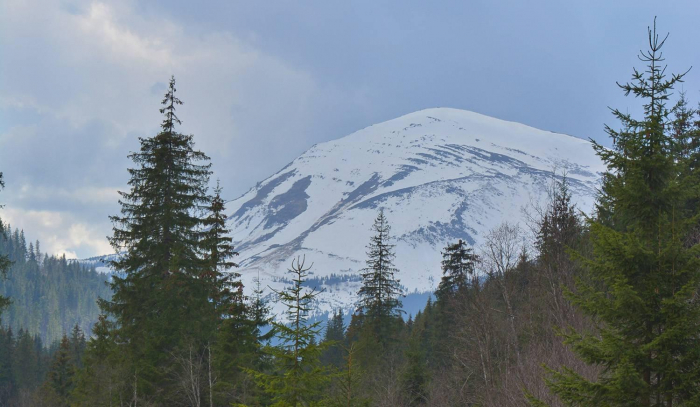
[228, 108, 605, 316]
[74, 254, 120, 274]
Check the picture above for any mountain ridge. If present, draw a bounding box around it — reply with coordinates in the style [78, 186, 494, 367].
[226, 107, 605, 316]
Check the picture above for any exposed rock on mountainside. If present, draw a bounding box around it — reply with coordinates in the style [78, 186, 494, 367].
[226, 108, 604, 315]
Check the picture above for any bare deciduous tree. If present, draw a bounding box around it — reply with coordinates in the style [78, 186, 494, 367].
[481, 221, 525, 370]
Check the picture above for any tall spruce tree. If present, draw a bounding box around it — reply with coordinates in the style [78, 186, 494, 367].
[198, 181, 250, 404]
[535, 20, 700, 406]
[201, 180, 240, 311]
[436, 239, 479, 302]
[535, 176, 581, 265]
[103, 76, 214, 400]
[432, 239, 478, 366]
[69, 324, 86, 369]
[248, 257, 329, 406]
[356, 209, 404, 343]
[46, 336, 75, 406]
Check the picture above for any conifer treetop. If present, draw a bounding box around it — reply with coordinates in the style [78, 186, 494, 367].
[357, 209, 404, 323]
[160, 76, 183, 134]
[248, 256, 329, 405]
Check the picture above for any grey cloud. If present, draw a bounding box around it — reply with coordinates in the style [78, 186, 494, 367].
[1, 0, 699, 258]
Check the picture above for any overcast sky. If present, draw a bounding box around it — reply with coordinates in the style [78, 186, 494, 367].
[1, 0, 699, 259]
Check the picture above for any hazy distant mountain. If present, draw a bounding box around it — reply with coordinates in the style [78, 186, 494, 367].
[227, 108, 605, 316]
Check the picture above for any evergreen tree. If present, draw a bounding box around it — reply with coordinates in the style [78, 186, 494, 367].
[213, 289, 257, 405]
[670, 92, 697, 162]
[321, 309, 346, 368]
[0, 173, 12, 315]
[68, 324, 86, 369]
[214, 272, 275, 404]
[0, 327, 14, 401]
[201, 180, 241, 312]
[249, 257, 329, 406]
[537, 20, 700, 406]
[199, 181, 258, 405]
[13, 329, 39, 391]
[356, 209, 404, 343]
[433, 240, 478, 366]
[34, 240, 41, 265]
[436, 239, 478, 302]
[536, 176, 581, 263]
[72, 315, 120, 406]
[245, 277, 276, 404]
[343, 309, 364, 346]
[326, 343, 370, 407]
[46, 335, 74, 406]
[250, 272, 275, 347]
[0, 230, 110, 345]
[532, 175, 583, 326]
[402, 326, 429, 406]
[103, 76, 214, 399]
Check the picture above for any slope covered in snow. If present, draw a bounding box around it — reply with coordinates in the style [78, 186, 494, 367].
[227, 108, 605, 316]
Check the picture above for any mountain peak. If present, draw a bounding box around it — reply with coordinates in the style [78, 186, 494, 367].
[226, 110, 604, 316]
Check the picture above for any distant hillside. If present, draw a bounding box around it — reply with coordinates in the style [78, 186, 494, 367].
[0, 222, 111, 344]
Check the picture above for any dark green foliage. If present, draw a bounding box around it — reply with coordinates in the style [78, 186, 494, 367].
[103, 76, 219, 398]
[201, 182, 260, 405]
[670, 92, 698, 163]
[68, 324, 86, 369]
[248, 257, 329, 406]
[13, 329, 43, 391]
[71, 315, 122, 406]
[68, 77, 261, 406]
[250, 274, 275, 347]
[84, 315, 114, 363]
[436, 239, 478, 302]
[0, 207, 110, 404]
[356, 209, 404, 345]
[0, 327, 13, 400]
[0, 326, 55, 405]
[0, 224, 111, 344]
[201, 180, 241, 311]
[46, 336, 75, 406]
[326, 343, 370, 407]
[433, 240, 478, 364]
[0, 175, 12, 315]
[532, 175, 584, 328]
[540, 20, 700, 406]
[213, 291, 260, 405]
[9, 21, 700, 405]
[536, 177, 581, 266]
[320, 309, 345, 369]
[402, 317, 430, 405]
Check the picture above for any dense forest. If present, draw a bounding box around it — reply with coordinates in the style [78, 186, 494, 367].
[0, 227, 111, 344]
[2, 21, 700, 406]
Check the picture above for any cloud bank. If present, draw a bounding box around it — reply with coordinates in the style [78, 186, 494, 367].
[0, 0, 371, 258]
[1, 0, 698, 258]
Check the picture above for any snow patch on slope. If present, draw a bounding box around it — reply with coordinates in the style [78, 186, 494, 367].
[224, 108, 604, 317]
